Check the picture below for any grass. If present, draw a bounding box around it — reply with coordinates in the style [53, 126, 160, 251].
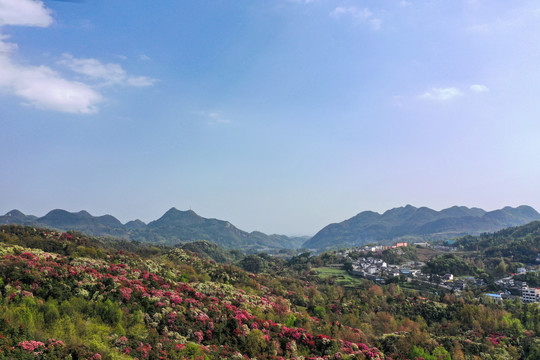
[400, 279, 452, 296]
[311, 267, 365, 287]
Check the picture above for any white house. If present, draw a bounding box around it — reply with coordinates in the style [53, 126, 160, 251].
[522, 286, 540, 303]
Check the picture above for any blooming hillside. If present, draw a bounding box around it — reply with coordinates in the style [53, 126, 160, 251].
[0, 225, 539, 359]
[0, 226, 384, 359]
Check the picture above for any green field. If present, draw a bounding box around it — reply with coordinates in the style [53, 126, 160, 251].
[400, 280, 439, 293]
[311, 267, 366, 287]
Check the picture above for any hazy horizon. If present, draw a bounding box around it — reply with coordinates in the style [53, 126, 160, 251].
[2, 203, 538, 238]
[2, 1, 540, 235]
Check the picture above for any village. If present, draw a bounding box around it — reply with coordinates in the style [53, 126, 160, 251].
[334, 242, 480, 291]
[333, 242, 540, 303]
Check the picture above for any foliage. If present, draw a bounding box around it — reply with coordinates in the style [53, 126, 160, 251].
[179, 240, 244, 263]
[305, 205, 540, 250]
[455, 221, 540, 264]
[423, 254, 480, 276]
[0, 224, 539, 359]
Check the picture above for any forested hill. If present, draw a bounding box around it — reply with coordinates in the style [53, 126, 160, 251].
[454, 220, 540, 263]
[0, 225, 387, 359]
[0, 208, 305, 251]
[304, 205, 540, 250]
[1, 224, 540, 359]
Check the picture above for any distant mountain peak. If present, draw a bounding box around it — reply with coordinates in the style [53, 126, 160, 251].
[46, 209, 67, 215]
[1, 207, 302, 251]
[5, 209, 25, 217]
[162, 207, 198, 216]
[304, 205, 540, 250]
[150, 207, 204, 228]
[126, 219, 145, 225]
[0, 209, 30, 224]
[514, 205, 539, 214]
[124, 219, 146, 231]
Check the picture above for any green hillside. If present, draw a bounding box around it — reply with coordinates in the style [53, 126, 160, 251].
[305, 205, 540, 250]
[0, 224, 539, 359]
[0, 208, 304, 252]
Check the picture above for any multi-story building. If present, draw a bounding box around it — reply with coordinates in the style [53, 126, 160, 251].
[521, 286, 540, 303]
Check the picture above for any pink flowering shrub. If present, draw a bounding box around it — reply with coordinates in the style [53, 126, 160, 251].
[18, 340, 45, 352]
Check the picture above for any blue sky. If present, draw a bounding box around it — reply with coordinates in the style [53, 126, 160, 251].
[1, 0, 540, 235]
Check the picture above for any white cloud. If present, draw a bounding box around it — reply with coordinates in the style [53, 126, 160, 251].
[138, 54, 151, 61]
[0, 0, 52, 27]
[0, 54, 102, 113]
[126, 76, 157, 87]
[420, 87, 463, 101]
[0, 33, 16, 52]
[399, 0, 411, 7]
[470, 84, 489, 93]
[58, 54, 157, 87]
[0, 0, 156, 114]
[0, 0, 100, 113]
[0, 31, 101, 113]
[330, 6, 381, 30]
[58, 54, 126, 84]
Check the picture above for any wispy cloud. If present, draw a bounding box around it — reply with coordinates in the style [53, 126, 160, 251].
[58, 54, 157, 87]
[0, 0, 155, 114]
[470, 84, 489, 93]
[126, 76, 157, 87]
[138, 54, 151, 61]
[58, 54, 126, 85]
[194, 110, 231, 125]
[330, 6, 381, 30]
[419, 87, 463, 101]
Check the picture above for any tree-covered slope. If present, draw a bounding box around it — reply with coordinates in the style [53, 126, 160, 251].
[0, 208, 303, 251]
[304, 205, 540, 250]
[454, 220, 540, 263]
[1, 224, 539, 359]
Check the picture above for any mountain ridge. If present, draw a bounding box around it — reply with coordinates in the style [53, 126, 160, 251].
[2, 204, 539, 252]
[0, 207, 304, 251]
[303, 205, 540, 250]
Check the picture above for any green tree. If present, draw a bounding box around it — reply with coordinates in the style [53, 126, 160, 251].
[245, 329, 267, 357]
[313, 306, 326, 319]
[410, 345, 433, 360]
[285, 314, 297, 327]
[239, 255, 268, 273]
[496, 258, 508, 276]
[43, 301, 60, 327]
[432, 345, 451, 360]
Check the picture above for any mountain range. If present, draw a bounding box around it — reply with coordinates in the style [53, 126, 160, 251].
[303, 205, 540, 250]
[0, 208, 306, 251]
[2, 205, 539, 252]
